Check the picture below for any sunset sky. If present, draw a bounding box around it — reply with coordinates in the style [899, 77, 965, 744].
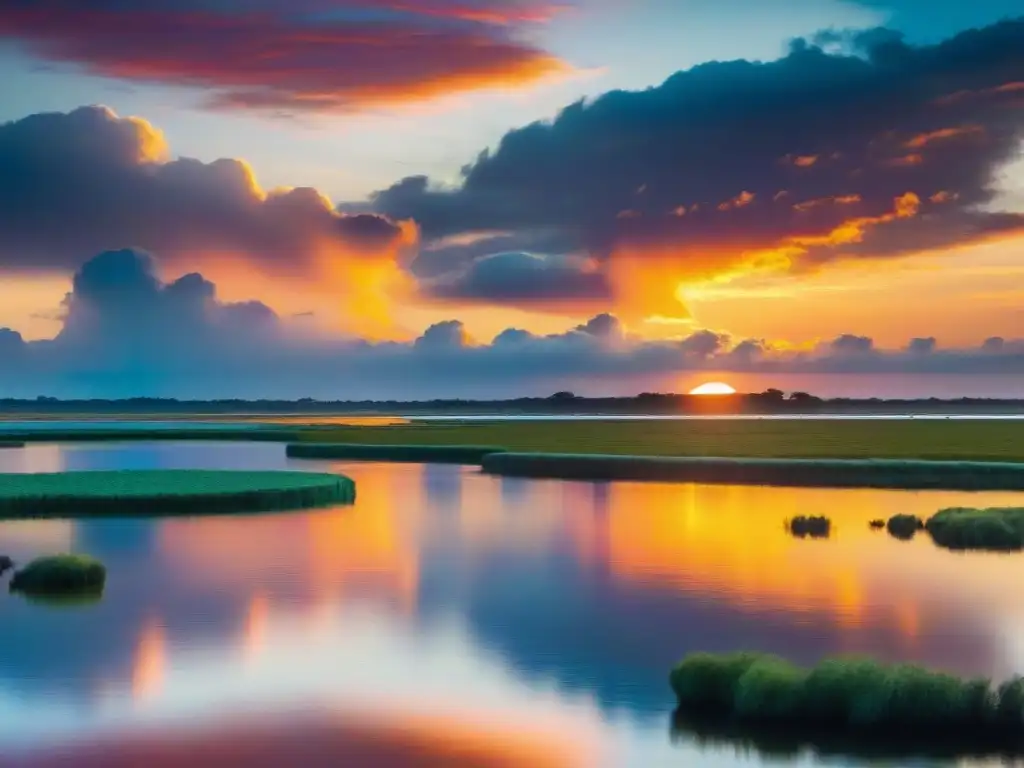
[0, 0, 1022, 398]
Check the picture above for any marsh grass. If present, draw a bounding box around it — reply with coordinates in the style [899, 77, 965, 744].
[925, 507, 1024, 551]
[0, 470, 355, 518]
[787, 516, 831, 538]
[887, 513, 925, 540]
[9, 554, 106, 596]
[0, 441, 23, 449]
[300, 419, 1024, 462]
[869, 519, 885, 529]
[670, 653, 1024, 738]
[286, 443, 503, 464]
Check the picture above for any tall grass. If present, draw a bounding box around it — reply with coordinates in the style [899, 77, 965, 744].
[9, 554, 106, 596]
[0, 470, 355, 518]
[480, 453, 1024, 489]
[669, 652, 1024, 737]
[286, 443, 503, 464]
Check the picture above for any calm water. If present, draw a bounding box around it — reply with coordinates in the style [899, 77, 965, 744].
[1, 441, 1023, 766]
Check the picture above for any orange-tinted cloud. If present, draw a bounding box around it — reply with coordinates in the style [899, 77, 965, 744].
[0, 1, 568, 113]
[0, 106, 417, 335]
[904, 125, 985, 149]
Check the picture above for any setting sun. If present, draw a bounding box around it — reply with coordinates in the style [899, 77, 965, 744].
[688, 381, 737, 396]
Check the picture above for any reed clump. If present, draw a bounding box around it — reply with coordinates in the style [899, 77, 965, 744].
[787, 515, 831, 538]
[9, 554, 106, 596]
[869, 519, 885, 529]
[670, 652, 1024, 737]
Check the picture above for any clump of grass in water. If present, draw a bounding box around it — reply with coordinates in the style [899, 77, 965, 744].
[787, 515, 831, 538]
[886, 514, 924, 540]
[925, 507, 1024, 551]
[669, 652, 1024, 739]
[9, 554, 106, 596]
[869, 519, 885, 529]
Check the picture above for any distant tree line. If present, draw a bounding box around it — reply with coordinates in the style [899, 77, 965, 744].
[0, 390, 1022, 415]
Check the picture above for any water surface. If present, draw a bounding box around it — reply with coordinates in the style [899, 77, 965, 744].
[1, 441, 1022, 766]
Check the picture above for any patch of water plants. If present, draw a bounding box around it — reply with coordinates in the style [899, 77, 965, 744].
[786, 515, 831, 538]
[8, 554, 106, 598]
[670, 652, 1024, 743]
[879, 507, 1024, 550]
[926, 507, 1024, 550]
[886, 513, 925, 540]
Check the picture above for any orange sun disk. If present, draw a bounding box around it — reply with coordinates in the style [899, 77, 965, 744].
[688, 381, 737, 395]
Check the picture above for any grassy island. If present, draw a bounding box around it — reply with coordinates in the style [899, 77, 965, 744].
[925, 507, 1024, 551]
[0, 469, 355, 518]
[670, 652, 1024, 739]
[286, 443, 503, 464]
[9, 554, 106, 596]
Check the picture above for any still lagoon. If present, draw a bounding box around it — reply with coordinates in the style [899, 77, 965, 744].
[1, 440, 1023, 766]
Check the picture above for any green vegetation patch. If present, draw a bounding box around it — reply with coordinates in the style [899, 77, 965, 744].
[9, 554, 106, 596]
[925, 507, 1024, 551]
[286, 443, 504, 464]
[787, 515, 831, 538]
[670, 652, 1024, 738]
[0, 469, 355, 518]
[297, 419, 1024, 462]
[480, 453, 1024, 489]
[0, 441, 24, 449]
[886, 513, 925, 540]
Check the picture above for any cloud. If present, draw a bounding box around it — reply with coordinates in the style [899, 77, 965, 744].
[370, 18, 1024, 315]
[1, 249, 1022, 399]
[425, 251, 611, 306]
[414, 319, 470, 349]
[0, 105, 419, 332]
[0, 0, 567, 113]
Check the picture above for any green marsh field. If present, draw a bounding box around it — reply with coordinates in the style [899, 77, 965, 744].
[295, 418, 1024, 462]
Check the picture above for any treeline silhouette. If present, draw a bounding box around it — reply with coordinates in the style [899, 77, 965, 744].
[1, 390, 1022, 415]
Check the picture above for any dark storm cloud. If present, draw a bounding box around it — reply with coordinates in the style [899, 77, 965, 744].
[0, 0, 564, 113]
[425, 251, 611, 305]
[0, 106, 409, 272]
[373, 18, 1024, 297]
